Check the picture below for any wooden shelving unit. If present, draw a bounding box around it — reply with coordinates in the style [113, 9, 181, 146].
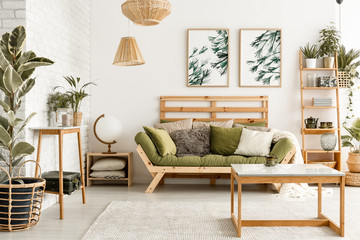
[299, 50, 342, 170]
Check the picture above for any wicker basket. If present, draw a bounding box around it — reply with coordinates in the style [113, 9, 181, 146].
[345, 171, 360, 187]
[308, 160, 337, 168]
[73, 112, 82, 126]
[338, 71, 351, 88]
[0, 161, 45, 232]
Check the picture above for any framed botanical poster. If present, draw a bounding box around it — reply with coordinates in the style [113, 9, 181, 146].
[187, 29, 229, 87]
[239, 29, 282, 87]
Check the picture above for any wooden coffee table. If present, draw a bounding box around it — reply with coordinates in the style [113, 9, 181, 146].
[230, 164, 345, 238]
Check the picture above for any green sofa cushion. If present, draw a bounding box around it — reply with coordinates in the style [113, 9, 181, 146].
[143, 126, 176, 156]
[135, 132, 294, 167]
[210, 126, 243, 155]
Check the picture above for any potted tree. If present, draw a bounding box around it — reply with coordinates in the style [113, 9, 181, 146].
[0, 26, 54, 231]
[342, 118, 360, 172]
[319, 22, 340, 68]
[55, 76, 96, 126]
[300, 43, 319, 68]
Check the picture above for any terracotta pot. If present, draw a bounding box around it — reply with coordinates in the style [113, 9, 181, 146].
[73, 112, 83, 126]
[347, 152, 360, 173]
[323, 57, 334, 68]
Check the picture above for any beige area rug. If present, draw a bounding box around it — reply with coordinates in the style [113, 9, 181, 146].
[81, 200, 354, 240]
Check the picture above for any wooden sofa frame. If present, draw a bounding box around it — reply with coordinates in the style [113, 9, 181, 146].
[137, 96, 296, 193]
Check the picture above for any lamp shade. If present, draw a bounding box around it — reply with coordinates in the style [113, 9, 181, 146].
[113, 37, 145, 66]
[121, 0, 172, 26]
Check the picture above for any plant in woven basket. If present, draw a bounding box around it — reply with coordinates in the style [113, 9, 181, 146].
[0, 26, 53, 232]
[342, 118, 360, 172]
[300, 43, 320, 59]
[0, 26, 54, 182]
[54, 76, 96, 126]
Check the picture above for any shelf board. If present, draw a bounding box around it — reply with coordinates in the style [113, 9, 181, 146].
[304, 149, 341, 154]
[302, 128, 339, 134]
[301, 68, 336, 71]
[303, 106, 338, 109]
[88, 177, 128, 181]
[302, 87, 337, 90]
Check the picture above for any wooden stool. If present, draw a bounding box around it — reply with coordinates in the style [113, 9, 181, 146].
[32, 127, 86, 219]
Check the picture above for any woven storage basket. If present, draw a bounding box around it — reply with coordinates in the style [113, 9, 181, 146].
[338, 71, 351, 88]
[308, 160, 337, 168]
[0, 161, 45, 232]
[345, 171, 360, 187]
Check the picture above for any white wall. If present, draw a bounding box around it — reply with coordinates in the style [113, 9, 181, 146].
[90, 0, 338, 183]
[25, 0, 91, 209]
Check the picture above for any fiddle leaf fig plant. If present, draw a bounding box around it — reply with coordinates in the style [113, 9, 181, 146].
[0, 26, 54, 182]
[341, 118, 360, 153]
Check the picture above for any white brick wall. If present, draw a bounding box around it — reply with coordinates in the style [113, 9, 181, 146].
[24, 0, 91, 209]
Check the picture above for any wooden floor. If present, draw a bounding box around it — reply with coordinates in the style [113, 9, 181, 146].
[1, 183, 359, 239]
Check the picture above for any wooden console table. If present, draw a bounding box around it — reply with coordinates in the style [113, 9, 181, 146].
[32, 127, 86, 219]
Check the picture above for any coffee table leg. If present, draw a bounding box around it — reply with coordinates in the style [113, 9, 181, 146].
[231, 173, 234, 214]
[318, 183, 322, 218]
[340, 176, 345, 237]
[237, 183, 242, 237]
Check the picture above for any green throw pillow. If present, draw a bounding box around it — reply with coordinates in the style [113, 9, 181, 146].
[143, 126, 176, 156]
[241, 121, 266, 127]
[210, 126, 243, 155]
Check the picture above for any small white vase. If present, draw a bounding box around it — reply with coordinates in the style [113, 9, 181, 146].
[305, 58, 317, 68]
[49, 112, 57, 127]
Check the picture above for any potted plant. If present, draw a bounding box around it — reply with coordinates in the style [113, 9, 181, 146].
[341, 118, 360, 172]
[300, 43, 319, 68]
[0, 26, 54, 231]
[319, 22, 340, 68]
[47, 92, 70, 127]
[55, 76, 96, 126]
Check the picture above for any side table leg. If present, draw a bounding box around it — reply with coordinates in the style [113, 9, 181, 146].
[340, 176, 345, 237]
[318, 183, 322, 218]
[59, 132, 64, 220]
[231, 172, 234, 214]
[35, 131, 43, 178]
[77, 130, 86, 204]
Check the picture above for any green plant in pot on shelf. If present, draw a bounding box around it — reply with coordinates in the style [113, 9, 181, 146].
[55, 76, 96, 126]
[318, 22, 340, 68]
[300, 43, 319, 68]
[47, 92, 70, 127]
[341, 118, 360, 173]
[0, 26, 54, 231]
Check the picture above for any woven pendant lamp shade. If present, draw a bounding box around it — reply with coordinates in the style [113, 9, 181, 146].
[121, 0, 172, 26]
[113, 37, 145, 66]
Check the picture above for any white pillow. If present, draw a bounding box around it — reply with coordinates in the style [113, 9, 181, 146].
[90, 170, 126, 179]
[234, 128, 274, 156]
[91, 158, 126, 171]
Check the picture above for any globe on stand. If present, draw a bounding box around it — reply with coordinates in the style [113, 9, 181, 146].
[93, 114, 122, 154]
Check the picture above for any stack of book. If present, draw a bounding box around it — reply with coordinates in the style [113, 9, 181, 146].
[312, 98, 332, 107]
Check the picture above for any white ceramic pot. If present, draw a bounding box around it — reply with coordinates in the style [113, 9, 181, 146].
[323, 57, 334, 68]
[305, 58, 317, 68]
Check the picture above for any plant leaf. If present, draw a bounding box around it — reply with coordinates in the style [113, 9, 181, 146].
[8, 26, 26, 57]
[0, 100, 10, 112]
[7, 110, 15, 126]
[11, 142, 35, 159]
[18, 57, 54, 72]
[11, 157, 23, 168]
[0, 125, 11, 147]
[3, 66, 23, 93]
[0, 115, 9, 130]
[14, 112, 36, 140]
[0, 171, 9, 183]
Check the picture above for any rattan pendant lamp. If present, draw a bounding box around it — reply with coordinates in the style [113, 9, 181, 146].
[121, 0, 172, 26]
[113, 20, 145, 66]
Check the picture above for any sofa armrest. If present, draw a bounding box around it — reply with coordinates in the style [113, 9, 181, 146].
[135, 132, 163, 165]
[270, 138, 294, 163]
